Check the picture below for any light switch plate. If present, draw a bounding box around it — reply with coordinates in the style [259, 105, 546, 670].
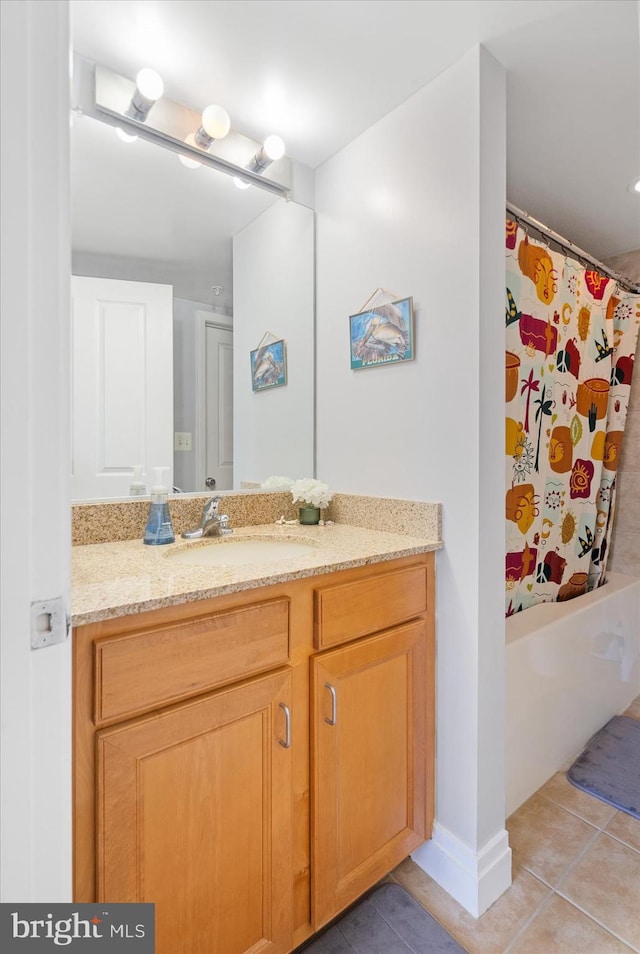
[174, 431, 192, 451]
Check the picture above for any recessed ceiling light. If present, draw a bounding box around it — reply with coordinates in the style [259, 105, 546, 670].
[629, 177, 640, 194]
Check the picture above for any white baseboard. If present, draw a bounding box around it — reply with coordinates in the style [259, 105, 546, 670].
[411, 823, 512, 917]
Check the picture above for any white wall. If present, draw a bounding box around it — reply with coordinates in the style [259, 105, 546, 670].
[72, 251, 234, 316]
[315, 45, 508, 916]
[233, 201, 315, 486]
[0, 0, 71, 900]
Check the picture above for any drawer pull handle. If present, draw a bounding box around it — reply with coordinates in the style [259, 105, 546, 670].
[324, 683, 337, 726]
[279, 702, 291, 748]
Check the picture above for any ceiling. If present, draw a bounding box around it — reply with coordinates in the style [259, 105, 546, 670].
[71, 0, 640, 304]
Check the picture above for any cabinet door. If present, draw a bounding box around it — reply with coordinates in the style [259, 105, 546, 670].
[312, 621, 429, 928]
[96, 669, 293, 954]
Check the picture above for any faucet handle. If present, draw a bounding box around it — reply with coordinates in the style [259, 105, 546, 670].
[202, 495, 221, 523]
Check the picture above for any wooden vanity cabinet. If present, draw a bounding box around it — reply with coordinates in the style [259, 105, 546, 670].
[73, 552, 435, 954]
[311, 619, 429, 929]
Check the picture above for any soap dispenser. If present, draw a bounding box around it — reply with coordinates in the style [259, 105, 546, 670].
[129, 465, 147, 496]
[143, 467, 175, 545]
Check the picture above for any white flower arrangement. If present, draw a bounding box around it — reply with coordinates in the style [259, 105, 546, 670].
[290, 478, 333, 510]
[261, 475, 294, 491]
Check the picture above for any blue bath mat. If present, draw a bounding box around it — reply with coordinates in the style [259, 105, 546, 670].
[298, 883, 466, 953]
[568, 716, 640, 819]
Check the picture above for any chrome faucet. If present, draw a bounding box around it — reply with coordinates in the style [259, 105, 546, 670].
[181, 496, 232, 539]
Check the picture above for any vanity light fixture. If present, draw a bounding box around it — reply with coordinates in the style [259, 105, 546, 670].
[115, 127, 138, 144]
[87, 58, 291, 198]
[126, 67, 164, 122]
[179, 105, 231, 170]
[235, 135, 286, 187]
[194, 104, 231, 148]
[246, 134, 286, 174]
[178, 133, 203, 169]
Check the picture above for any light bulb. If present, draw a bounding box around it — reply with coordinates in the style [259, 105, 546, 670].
[201, 104, 231, 140]
[136, 68, 164, 102]
[634, 178, 640, 194]
[115, 127, 138, 143]
[263, 135, 285, 161]
[234, 176, 251, 190]
[179, 133, 202, 169]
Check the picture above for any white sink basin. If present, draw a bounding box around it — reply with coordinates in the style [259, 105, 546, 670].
[165, 537, 318, 567]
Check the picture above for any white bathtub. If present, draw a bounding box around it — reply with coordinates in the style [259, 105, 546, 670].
[505, 572, 640, 816]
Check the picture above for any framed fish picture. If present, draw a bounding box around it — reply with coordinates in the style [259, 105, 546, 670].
[349, 296, 414, 370]
[250, 339, 287, 391]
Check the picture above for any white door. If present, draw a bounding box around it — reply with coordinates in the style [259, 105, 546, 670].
[1, 0, 72, 901]
[71, 276, 174, 499]
[205, 322, 233, 491]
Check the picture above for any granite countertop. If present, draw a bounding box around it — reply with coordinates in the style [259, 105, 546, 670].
[72, 522, 442, 626]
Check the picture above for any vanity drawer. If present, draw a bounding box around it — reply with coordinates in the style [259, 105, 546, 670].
[314, 563, 427, 649]
[93, 597, 290, 724]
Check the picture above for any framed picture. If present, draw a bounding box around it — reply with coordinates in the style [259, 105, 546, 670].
[349, 296, 414, 370]
[250, 339, 287, 391]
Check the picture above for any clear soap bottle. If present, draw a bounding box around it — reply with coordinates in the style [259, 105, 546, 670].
[143, 467, 175, 545]
[129, 464, 147, 496]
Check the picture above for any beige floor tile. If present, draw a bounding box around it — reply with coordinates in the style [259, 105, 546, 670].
[507, 793, 598, 886]
[605, 811, 640, 852]
[391, 857, 550, 954]
[538, 772, 618, 827]
[508, 895, 633, 954]
[558, 832, 640, 949]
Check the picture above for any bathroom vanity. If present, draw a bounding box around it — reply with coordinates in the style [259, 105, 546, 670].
[72, 519, 439, 954]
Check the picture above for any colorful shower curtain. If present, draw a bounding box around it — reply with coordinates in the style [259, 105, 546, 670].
[505, 217, 640, 615]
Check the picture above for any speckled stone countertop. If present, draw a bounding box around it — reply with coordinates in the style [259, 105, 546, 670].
[72, 522, 442, 627]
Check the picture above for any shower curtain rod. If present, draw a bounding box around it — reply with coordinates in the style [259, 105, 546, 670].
[506, 201, 640, 295]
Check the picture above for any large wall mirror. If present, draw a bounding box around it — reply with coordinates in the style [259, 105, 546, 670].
[70, 78, 314, 502]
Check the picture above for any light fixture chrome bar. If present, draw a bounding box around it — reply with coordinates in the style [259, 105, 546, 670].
[507, 202, 640, 294]
[194, 126, 215, 149]
[247, 146, 272, 174]
[95, 103, 291, 199]
[126, 89, 155, 122]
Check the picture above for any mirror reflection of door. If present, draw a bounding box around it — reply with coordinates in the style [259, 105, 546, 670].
[71, 276, 173, 500]
[205, 322, 233, 491]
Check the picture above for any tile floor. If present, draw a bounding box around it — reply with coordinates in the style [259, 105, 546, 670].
[390, 696, 640, 953]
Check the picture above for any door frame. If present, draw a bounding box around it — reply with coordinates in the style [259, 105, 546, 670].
[195, 310, 233, 492]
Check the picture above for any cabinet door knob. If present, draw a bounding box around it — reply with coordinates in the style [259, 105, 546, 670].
[324, 683, 337, 726]
[278, 702, 291, 748]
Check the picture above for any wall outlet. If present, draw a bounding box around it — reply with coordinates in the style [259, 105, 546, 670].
[174, 431, 192, 451]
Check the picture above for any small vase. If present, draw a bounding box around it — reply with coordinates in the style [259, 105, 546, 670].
[299, 506, 321, 525]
